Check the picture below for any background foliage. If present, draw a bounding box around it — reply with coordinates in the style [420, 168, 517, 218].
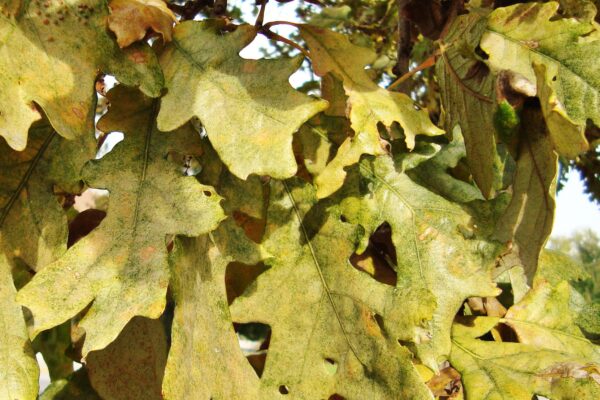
[1, 0, 599, 399]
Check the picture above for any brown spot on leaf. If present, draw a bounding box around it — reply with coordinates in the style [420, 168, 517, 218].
[128, 50, 148, 64]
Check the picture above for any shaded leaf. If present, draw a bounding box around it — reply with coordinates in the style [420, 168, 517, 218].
[108, 0, 175, 47]
[163, 220, 264, 399]
[39, 369, 100, 400]
[157, 20, 327, 179]
[0, 0, 163, 150]
[298, 25, 443, 198]
[494, 107, 557, 280]
[436, 10, 504, 198]
[87, 317, 167, 400]
[231, 178, 434, 399]
[17, 86, 224, 356]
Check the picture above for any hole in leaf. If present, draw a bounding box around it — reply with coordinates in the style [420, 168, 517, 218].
[349, 223, 397, 286]
[278, 385, 289, 395]
[235, 322, 271, 378]
[340, 214, 347, 223]
[203, 190, 212, 197]
[67, 209, 106, 247]
[328, 395, 346, 400]
[225, 262, 269, 305]
[324, 358, 338, 374]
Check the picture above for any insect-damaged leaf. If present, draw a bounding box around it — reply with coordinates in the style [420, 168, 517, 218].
[0, 252, 38, 400]
[298, 25, 443, 198]
[17, 86, 224, 356]
[163, 220, 264, 399]
[0, 0, 163, 151]
[230, 178, 435, 399]
[157, 20, 327, 180]
[339, 156, 501, 370]
[107, 0, 176, 48]
[481, 1, 600, 158]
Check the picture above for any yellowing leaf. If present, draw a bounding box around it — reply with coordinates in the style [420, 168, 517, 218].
[230, 178, 435, 399]
[108, 0, 176, 48]
[298, 25, 443, 198]
[451, 279, 600, 400]
[339, 156, 501, 369]
[0, 252, 38, 400]
[87, 317, 167, 400]
[0, 0, 163, 151]
[481, 1, 599, 158]
[17, 86, 224, 356]
[157, 20, 327, 180]
[503, 281, 600, 362]
[163, 220, 264, 399]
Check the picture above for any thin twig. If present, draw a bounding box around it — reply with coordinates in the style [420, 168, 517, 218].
[259, 28, 310, 59]
[255, 0, 268, 27]
[388, 52, 438, 90]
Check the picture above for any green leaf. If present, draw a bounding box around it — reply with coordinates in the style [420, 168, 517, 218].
[494, 107, 557, 280]
[298, 25, 443, 198]
[157, 20, 327, 180]
[339, 156, 501, 369]
[17, 86, 225, 356]
[87, 317, 167, 400]
[230, 178, 434, 399]
[408, 127, 485, 204]
[0, 0, 163, 150]
[481, 1, 599, 157]
[163, 220, 264, 399]
[0, 252, 38, 400]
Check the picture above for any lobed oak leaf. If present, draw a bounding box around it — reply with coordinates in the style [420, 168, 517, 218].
[108, 0, 176, 48]
[157, 20, 328, 180]
[298, 25, 443, 198]
[338, 156, 501, 369]
[0, 0, 163, 150]
[16, 86, 225, 356]
[230, 178, 435, 399]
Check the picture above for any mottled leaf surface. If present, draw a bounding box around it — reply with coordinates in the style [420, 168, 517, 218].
[231, 178, 434, 399]
[17, 87, 224, 356]
[339, 156, 501, 369]
[0, 0, 163, 150]
[87, 317, 167, 400]
[299, 25, 443, 198]
[163, 220, 264, 399]
[157, 20, 327, 179]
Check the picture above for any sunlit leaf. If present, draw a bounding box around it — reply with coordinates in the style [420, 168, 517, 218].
[108, 0, 176, 47]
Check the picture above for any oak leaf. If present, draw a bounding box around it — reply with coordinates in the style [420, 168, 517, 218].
[17, 86, 224, 356]
[157, 20, 328, 180]
[108, 0, 176, 48]
[0, 0, 163, 150]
